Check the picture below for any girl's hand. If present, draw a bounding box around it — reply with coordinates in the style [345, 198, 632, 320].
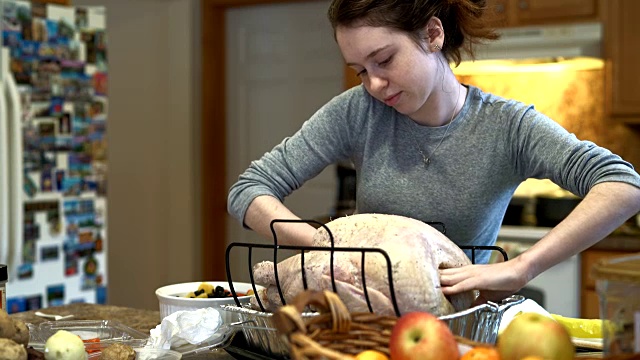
[439, 259, 530, 303]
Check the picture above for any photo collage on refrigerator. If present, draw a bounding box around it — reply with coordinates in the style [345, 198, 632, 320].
[2, 0, 107, 312]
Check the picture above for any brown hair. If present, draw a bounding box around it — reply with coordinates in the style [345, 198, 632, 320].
[327, 0, 499, 66]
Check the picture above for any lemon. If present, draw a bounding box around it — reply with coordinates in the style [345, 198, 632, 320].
[550, 314, 615, 339]
[354, 350, 389, 360]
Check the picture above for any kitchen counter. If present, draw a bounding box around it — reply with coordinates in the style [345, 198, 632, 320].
[499, 226, 640, 252]
[10, 304, 236, 359]
[9, 303, 161, 334]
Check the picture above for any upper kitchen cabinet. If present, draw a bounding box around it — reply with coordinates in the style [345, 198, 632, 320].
[485, 0, 599, 27]
[602, 0, 640, 124]
[344, 68, 360, 90]
[484, 0, 509, 28]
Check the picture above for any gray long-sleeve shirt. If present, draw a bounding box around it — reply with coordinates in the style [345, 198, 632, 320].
[228, 85, 640, 263]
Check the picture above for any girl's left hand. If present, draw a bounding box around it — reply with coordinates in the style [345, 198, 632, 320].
[439, 259, 529, 304]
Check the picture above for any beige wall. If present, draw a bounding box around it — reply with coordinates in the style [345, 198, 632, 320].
[72, 0, 202, 310]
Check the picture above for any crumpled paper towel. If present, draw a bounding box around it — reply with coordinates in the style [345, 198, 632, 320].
[498, 298, 553, 334]
[147, 308, 223, 349]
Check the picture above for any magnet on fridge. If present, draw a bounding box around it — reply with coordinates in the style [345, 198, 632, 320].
[46, 284, 65, 307]
[45, 19, 59, 43]
[31, 17, 47, 43]
[96, 285, 107, 304]
[40, 244, 60, 262]
[81, 275, 96, 290]
[25, 295, 42, 311]
[6, 297, 27, 314]
[24, 174, 37, 197]
[24, 223, 40, 242]
[64, 252, 78, 277]
[21, 242, 36, 265]
[58, 112, 71, 134]
[31, 3, 47, 19]
[41, 170, 53, 191]
[50, 97, 64, 115]
[75, 8, 88, 29]
[55, 170, 66, 191]
[17, 263, 33, 280]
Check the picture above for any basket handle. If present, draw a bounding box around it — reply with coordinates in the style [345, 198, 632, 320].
[273, 290, 352, 336]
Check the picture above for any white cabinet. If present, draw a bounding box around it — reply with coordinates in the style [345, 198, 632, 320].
[497, 226, 581, 317]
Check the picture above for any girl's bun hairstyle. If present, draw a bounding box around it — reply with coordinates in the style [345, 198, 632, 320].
[328, 0, 500, 65]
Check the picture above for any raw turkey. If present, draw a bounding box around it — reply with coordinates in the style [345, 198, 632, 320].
[251, 213, 475, 316]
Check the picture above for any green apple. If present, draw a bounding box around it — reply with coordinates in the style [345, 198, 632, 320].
[498, 312, 575, 360]
[389, 311, 459, 360]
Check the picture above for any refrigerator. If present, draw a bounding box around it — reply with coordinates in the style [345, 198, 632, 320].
[0, 0, 108, 313]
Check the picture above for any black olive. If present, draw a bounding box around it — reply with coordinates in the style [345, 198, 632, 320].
[194, 289, 204, 296]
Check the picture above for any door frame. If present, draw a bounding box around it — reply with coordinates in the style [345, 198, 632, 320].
[200, 0, 324, 280]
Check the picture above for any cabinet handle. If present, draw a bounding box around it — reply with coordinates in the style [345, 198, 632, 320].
[518, 0, 529, 10]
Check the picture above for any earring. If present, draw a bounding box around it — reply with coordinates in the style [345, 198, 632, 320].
[433, 44, 442, 51]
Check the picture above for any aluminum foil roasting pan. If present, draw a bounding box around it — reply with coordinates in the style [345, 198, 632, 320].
[220, 295, 525, 358]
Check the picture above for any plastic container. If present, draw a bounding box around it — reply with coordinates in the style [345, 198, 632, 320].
[592, 252, 640, 355]
[34, 319, 149, 344]
[133, 348, 182, 360]
[82, 345, 181, 360]
[86, 347, 182, 360]
[0, 264, 7, 311]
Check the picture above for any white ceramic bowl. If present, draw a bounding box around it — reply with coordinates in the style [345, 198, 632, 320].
[155, 281, 262, 323]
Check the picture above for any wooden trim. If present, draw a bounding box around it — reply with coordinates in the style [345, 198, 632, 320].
[200, 0, 325, 280]
[200, 2, 227, 280]
[31, 0, 72, 4]
[601, 0, 613, 118]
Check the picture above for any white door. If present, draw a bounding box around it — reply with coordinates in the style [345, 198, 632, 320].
[225, 1, 344, 281]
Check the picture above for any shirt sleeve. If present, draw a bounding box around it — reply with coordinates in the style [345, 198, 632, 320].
[508, 104, 640, 196]
[227, 86, 367, 225]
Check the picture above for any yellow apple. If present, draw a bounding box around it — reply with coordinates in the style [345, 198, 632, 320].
[498, 312, 575, 360]
[389, 311, 459, 360]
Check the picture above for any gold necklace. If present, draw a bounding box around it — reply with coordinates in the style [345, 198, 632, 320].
[415, 84, 461, 169]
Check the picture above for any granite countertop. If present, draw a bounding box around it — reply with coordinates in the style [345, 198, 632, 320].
[9, 303, 161, 334]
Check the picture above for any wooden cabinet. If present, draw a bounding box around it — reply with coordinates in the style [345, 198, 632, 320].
[344, 67, 360, 90]
[602, 0, 640, 124]
[580, 249, 630, 318]
[486, 0, 599, 27]
[484, 0, 509, 28]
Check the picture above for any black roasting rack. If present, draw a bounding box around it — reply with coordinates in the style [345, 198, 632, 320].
[224, 220, 508, 360]
[224, 219, 509, 317]
[221, 218, 510, 360]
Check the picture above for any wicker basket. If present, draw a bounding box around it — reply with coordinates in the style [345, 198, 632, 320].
[270, 290, 483, 360]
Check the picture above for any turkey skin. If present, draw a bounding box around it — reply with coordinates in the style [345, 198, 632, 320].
[251, 213, 475, 316]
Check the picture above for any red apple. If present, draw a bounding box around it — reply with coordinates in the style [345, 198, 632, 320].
[498, 312, 575, 360]
[389, 311, 459, 360]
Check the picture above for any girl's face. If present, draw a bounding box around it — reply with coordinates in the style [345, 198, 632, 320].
[336, 24, 442, 123]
